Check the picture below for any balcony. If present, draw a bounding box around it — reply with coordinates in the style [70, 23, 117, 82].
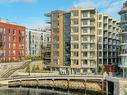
[81, 15, 95, 20]
[82, 23, 95, 27]
[81, 32, 95, 36]
[81, 40, 95, 43]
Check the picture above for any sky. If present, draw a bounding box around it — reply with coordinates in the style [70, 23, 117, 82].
[0, 0, 126, 29]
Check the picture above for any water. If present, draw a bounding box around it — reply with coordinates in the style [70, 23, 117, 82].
[0, 87, 103, 95]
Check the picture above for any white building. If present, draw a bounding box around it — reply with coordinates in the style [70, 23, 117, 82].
[41, 29, 51, 48]
[26, 29, 51, 58]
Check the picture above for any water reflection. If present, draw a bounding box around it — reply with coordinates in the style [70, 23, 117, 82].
[0, 87, 102, 95]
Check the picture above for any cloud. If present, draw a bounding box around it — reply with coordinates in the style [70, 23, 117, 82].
[0, 0, 37, 3]
[73, 0, 126, 20]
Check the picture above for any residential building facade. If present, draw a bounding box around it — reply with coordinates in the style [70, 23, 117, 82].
[26, 29, 42, 58]
[45, 8, 121, 74]
[119, 1, 127, 77]
[26, 29, 51, 59]
[45, 10, 71, 70]
[0, 19, 26, 63]
[70, 8, 121, 74]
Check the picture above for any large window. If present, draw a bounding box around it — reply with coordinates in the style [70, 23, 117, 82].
[122, 24, 127, 32]
[121, 13, 127, 21]
[72, 59, 79, 65]
[53, 35, 59, 42]
[72, 19, 78, 25]
[71, 51, 78, 57]
[122, 34, 127, 43]
[72, 27, 78, 33]
[82, 11, 89, 17]
[82, 20, 88, 25]
[121, 56, 127, 66]
[71, 35, 78, 41]
[82, 60, 88, 65]
[82, 28, 88, 33]
[53, 44, 59, 49]
[121, 45, 127, 54]
[82, 36, 88, 41]
[72, 43, 79, 49]
[82, 52, 87, 57]
[71, 10, 78, 16]
[82, 44, 88, 49]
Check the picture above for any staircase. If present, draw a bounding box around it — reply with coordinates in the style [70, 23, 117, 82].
[0, 61, 32, 78]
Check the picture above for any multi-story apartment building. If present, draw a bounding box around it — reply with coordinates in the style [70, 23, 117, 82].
[70, 8, 121, 74]
[41, 29, 51, 48]
[0, 19, 26, 63]
[26, 29, 43, 58]
[45, 8, 121, 74]
[26, 29, 51, 59]
[119, 1, 127, 78]
[45, 10, 71, 71]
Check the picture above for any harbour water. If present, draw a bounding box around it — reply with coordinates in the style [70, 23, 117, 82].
[0, 87, 103, 95]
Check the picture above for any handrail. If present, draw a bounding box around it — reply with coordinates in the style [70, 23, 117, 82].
[0, 61, 32, 78]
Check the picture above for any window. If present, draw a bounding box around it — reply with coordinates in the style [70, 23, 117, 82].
[71, 51, 78, 57]
[53, 51, 59, 57]
[53, 28, 59, 33]
[82, 52, 87, 57]
[82, 12, 88, 17]
[98, 29, 102, 35]
[98, 22, 102, 27]
[53, 44, 59, 49]
[82, 20, 88, 25]
[90, 44, 95, 49]
[72, 59, 79, 65]
[90, 52, 95, 57]
[122, 34, 127, 43]
[72, 27, 78, 32]
[53, 35, 59, 42]
[90, 28, 94, 33]
[99, 59, 102, 64]
[0, 28, 2, 33]
[90, 21, 94, 26]
[99, 15, 102, 20]
[53, 59, 58, 64]
[99, 52, 102, 57]
[71, 10, 78, 16]
[98, 37, 102, 43]
[108, 46, 112, 50]
[82, 60, 87, 65]
[121, 13, 127, 21]
[72, 35, 78, 41]
[82, 44, 88, 49]
[82, 36, 88, 41]
[72, 19, 78, 25]
[82, 28, 88, 33]
[72, 43, 79, 49]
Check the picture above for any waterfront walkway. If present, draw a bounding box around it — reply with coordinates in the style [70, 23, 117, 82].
[0, 75, 104, 81]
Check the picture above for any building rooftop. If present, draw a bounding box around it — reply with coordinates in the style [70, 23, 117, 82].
[44, 10, 65, 17]
[0, 18, 16, 24]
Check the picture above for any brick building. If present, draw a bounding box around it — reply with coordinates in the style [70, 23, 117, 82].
[0, 20, 26, 63]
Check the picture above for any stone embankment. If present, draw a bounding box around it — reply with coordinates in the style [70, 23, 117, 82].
[8, 79, 102, 92]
